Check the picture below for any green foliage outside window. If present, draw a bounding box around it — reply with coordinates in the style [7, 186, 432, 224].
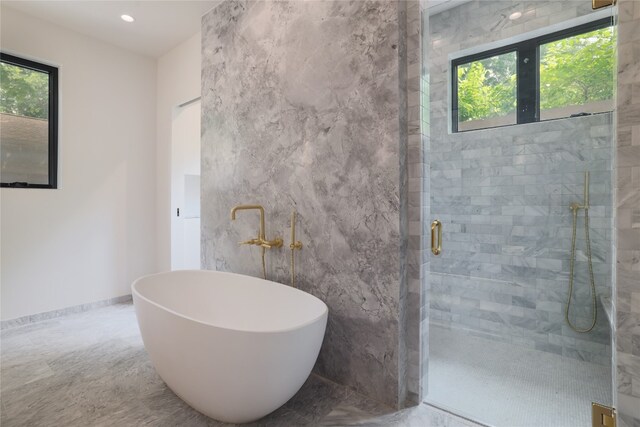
[0, 62, 49, 120]
[457, 53, 517, 123]
[539, 27, 615, 110]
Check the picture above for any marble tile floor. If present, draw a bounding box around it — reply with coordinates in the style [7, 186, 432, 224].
[1, 302, 480, 427]
[426, 325, 612, 427]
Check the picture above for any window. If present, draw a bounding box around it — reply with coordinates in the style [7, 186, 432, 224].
[456, 52, 517, 131]
[452, 18, 614, 132]
[1, 53, 58, 188]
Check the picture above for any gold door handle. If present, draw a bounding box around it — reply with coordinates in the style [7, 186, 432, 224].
[431, 220, 442, 255]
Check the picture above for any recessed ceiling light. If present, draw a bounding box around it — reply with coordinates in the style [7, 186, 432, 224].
[121, 14, 135, 23]
[509, 11, 522, 20]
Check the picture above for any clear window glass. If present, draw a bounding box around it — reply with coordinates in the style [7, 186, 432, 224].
[540, 26, 615, 120]
[456, 52, 517, 131]
[0, 55, 57, 188]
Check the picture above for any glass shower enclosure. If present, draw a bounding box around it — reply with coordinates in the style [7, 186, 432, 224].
[422, 1, 616, 426]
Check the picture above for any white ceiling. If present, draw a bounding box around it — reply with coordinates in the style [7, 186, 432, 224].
[2, 0, 469, 58]
[2, 1, 219, 58]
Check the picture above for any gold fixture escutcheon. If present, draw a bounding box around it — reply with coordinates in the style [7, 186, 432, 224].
[592, 403, 616, 427]
[431, 220, 442, 256]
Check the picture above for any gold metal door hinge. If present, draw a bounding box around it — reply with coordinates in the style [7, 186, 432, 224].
[593, 0, 616, 10]
[592, 403, 616, 427]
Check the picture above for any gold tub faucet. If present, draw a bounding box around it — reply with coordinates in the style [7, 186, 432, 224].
[230, 205, 283, 249]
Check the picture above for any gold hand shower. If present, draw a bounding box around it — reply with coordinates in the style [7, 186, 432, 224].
[565, 171, 598, 333]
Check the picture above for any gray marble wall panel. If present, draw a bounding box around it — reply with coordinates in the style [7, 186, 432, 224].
[201, 0, 409, 407]
[616, 1, 640, 425]
[428, 1, 614, 365]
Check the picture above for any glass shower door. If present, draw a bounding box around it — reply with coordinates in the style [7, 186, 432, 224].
[423, 2, 616, 426]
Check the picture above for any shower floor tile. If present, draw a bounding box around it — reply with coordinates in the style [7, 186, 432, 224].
[427, 325, 612, 427]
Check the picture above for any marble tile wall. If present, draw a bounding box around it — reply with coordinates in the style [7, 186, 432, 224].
[403, 0, 425, 405]
[428, 116, 614, 365]
[418, 4, 431, 400]
[428, 1, 615, 365]
[201, 0, 411, 408]
[615, 1, 640, 425]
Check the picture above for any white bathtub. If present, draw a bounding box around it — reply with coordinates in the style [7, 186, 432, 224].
[131, 270, 328, 423]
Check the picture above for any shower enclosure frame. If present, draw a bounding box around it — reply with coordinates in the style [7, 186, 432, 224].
[410, 1, 621, 424]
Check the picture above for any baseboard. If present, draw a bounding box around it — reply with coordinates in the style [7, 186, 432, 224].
[0, 294, 132, 330]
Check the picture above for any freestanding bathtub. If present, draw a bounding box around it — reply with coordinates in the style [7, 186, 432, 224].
[131, 270, 328, 423]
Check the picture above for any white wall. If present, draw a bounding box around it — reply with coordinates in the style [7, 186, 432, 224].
[156, 32, 201, 272]
[0, 7, 157, 321]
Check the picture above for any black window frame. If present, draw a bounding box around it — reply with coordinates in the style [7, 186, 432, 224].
[0, 52, 58, 189]
[451, 17, 614, 133]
